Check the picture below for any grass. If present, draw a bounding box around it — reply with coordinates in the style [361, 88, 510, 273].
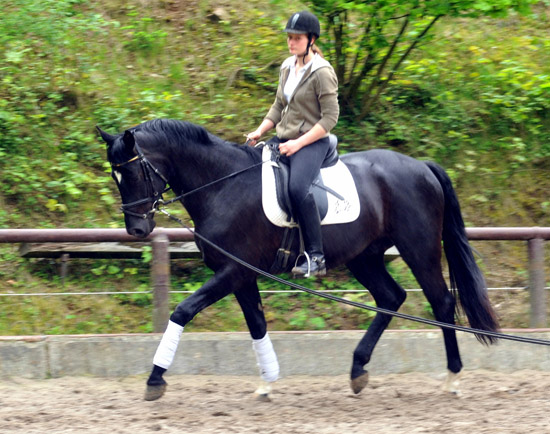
[1, 0, 549, 334]
[0, 249, 539, 336]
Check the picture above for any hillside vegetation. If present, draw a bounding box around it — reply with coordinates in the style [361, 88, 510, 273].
[0, 0, 549, 335]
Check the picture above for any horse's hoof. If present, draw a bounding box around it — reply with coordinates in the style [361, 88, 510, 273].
[256, 393, 271, 402]
[442, 370, 462, 396]
[350, 371, 369, 394]
[254, 381, 272, 402]
[144, 383, 167, 401]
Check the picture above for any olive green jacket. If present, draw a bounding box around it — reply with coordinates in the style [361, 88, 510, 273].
[265, 54, 339, 140]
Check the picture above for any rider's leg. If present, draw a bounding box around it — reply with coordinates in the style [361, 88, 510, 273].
[286, 137, 330, 277]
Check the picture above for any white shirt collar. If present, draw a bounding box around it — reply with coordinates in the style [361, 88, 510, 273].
[290, 54, 315, 72]
[283, 55, 315, 102]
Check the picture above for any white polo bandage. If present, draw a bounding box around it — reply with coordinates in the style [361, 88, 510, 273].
[153, 320, 184, 369]
[252, 333, 279, 383]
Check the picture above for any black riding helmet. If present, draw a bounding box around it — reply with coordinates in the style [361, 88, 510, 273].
[284, 11, 320, 60]
[284, 11, 321, 39]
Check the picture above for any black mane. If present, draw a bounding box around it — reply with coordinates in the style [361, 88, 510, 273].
[135, 118, 213, 147]
[108, 118, 260, 164]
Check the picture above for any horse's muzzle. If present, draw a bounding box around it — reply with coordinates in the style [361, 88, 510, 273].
[126, 217, 156, 238]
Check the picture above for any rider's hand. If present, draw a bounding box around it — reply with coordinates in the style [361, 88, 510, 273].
[246, 130, 262, 146]
[278, 139, 302, 157]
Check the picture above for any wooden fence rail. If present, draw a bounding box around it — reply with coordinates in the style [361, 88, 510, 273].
[0, 227, 548, 331]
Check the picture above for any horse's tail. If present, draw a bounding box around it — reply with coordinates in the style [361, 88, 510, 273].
[426, 161, 499, 345]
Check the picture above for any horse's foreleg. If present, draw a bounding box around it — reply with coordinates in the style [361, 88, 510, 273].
[252, 333, 279, 399]
[234, 286, 279, 401]
[144, 268, 238, 401]
[144, 320, 183, 401]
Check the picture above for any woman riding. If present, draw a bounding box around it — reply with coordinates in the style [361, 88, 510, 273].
[247, 10, 339, 278]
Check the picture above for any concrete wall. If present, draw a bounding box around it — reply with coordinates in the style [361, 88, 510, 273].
[0, 330, 549, 379]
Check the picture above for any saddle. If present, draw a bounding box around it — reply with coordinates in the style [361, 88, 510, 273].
[264, 135, 341, 224]
[260, 136, 361, 273]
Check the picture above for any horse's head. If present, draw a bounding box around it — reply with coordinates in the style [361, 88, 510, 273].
[98, 126, 168, 238]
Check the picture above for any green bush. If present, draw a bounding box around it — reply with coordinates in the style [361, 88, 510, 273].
[0, 0, 548, 334]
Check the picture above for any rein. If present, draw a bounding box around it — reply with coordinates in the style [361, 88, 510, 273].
[115, 142, 550, 347]
[112, 141, 265, 218]
[161, 160, 266, 207]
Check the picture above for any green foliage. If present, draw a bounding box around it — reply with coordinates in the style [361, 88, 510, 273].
[141, 245, 153, 264]
[122, 16, 168, 53]
[0, 0, 119, 226]
[1, 0, 548, 230]
[309, 0, 538, 119]
[0, 0, 549, 334]
[0, 0, 303, 228]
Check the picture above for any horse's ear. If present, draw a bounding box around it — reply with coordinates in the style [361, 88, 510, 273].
[122, 129, 136, 152]
[96, 126, 115, 146]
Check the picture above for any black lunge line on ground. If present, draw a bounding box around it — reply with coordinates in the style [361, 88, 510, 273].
[163, 212, 550, 347]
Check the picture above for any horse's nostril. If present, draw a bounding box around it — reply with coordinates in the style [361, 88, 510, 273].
[126, 218, 155, 239]
[129, 227, 146, 238]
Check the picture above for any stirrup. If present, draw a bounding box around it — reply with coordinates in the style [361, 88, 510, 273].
[292, 253, 326, 278]
[293, 252, 312, 277]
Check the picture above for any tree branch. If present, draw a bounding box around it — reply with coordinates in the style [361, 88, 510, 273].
[360, 14, 410, 110]
[342, 15, 380, 109]
[359, 14, 442, 120]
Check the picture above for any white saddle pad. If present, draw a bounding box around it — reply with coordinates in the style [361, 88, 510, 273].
[261, 146, 361, 228]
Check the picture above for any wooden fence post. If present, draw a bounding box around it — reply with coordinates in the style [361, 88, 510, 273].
[151, 233, 171, 332]
[528, 238, 547, 328]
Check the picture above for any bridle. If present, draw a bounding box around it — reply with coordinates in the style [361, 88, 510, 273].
[111, 140, 267, 220]
[111, 142, 171, 219]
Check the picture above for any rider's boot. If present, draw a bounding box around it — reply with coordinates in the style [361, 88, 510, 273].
[291, 193, 326, 278]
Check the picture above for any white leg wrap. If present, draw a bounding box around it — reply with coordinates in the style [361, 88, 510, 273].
[252, 333, 279, 383]
[442, 370, 462, 396]
[255, 380, 273, 396]
[153, 320, 184, 369]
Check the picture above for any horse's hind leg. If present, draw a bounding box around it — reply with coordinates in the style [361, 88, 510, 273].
[346, 252, 407, 394]
[234, 284, 279, 400]
[398, 239, 463, 394]
[407, 261, 463, 394]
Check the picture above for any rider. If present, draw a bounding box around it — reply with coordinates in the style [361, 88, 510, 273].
[247, 11, 339, 277]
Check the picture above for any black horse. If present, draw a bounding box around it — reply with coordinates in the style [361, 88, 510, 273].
[98, 118, 498, 400]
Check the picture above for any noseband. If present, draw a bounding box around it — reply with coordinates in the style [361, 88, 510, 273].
[111, 142, 170, 219]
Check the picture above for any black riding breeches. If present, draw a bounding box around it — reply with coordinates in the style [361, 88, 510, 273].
[267, 135, 330, 256]
[278, 136, 331, 209]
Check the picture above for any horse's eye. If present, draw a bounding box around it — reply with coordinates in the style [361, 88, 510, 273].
[113, 170, 122, 184]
